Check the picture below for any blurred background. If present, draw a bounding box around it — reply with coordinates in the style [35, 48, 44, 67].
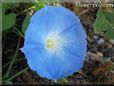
[2, 0, 114, 85]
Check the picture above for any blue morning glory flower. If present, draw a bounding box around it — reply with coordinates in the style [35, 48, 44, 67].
[21, 6, 87, 80]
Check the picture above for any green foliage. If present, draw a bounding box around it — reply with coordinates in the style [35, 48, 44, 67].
[22, 3, 44, 34]
[2, 3, 19, 14]
[34, 2, 44, 11]
[2, 13, 16, 31]
[35, 0, 57, 3]
[93, 9, 114, 39]
[22, 13, 31, 34]
[57, 78, 69, 84]
[2, 3, 19, 31]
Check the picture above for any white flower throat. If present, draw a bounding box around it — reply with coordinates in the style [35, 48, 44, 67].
[45, 34, 66, 53]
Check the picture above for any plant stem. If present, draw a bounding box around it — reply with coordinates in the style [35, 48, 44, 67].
[16, 6, 35, 16]
[13, 26, 24, 38]
[3, 37, 21, 79]
[3, 58, 25, 69]
[5, 67, 29, 82]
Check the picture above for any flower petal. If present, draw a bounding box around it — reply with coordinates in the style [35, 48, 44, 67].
[21, 6, 87, 80]
[30, 6, 80, 35]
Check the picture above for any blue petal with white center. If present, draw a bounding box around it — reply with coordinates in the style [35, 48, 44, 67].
[21, 6, 87, 80]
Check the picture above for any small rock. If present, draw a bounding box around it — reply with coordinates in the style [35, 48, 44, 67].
[106, 42, 113, 48]
[110, 39, 114, 45]
[93, 35, 99, 40]
[87, 51, 103, 62]
[56, 2, 62, 6]
[97, 38, 105, 45]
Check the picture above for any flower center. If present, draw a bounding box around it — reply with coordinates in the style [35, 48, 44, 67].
[46, 39, 55, 49]
[45, 35, 66, 53]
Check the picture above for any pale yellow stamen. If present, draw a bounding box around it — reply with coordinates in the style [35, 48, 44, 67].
[46, 39, 55, 49]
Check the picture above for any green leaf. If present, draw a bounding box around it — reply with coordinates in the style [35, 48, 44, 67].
[22, 13, 31, 33]
[57, 78, 69, 84]
[34, 2, 44, 11]
[2, 3, 19, 31]
[2, 13, 16, 31]
[93, 9, 114, 39]
[2, 3, 19, 14]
